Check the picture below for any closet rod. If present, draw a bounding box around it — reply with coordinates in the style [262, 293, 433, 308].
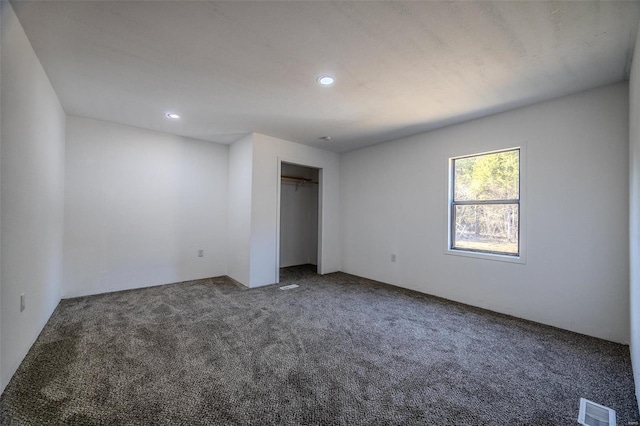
[281, 175, 318, 184]
[281, 175, 318, 191]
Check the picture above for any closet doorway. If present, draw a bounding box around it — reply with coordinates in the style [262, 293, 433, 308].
[277, 162, 321, 279]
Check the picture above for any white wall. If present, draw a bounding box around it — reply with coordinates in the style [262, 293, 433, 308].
[280, 181, 318, 267]
[63, 116, 228, 297]
[227, 134, 253, 285]
[629, 21, 640, 408]
[250, 133, 341, 287]
[1, 1, 66, 392]
[342, 83, 630, 343]
[1, 1, 3, 393]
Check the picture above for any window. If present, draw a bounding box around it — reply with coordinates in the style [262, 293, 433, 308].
[449, 148, 520, 257]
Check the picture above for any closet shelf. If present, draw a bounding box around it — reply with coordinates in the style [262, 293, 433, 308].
[281, 175, 319, 190]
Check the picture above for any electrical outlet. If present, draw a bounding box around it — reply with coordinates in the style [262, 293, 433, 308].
[391, 253, 397, 262]
[198, 249, 204, 257]
[20, 293, 25, 312]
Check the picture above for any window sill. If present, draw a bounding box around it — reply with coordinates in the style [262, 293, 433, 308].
[445, 248, 526, 264]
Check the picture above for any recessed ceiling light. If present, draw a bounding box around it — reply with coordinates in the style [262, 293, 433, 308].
[319, 136, 332, 141]
[165, 113, 180, 119]
[317, 75, 335, 86]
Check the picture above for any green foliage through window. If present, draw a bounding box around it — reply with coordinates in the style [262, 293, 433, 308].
[450, 149, 520, 256]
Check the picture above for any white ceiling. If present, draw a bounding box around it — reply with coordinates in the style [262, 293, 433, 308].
[10, 1, 640, 153]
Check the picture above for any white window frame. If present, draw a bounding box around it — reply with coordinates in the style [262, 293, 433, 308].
[445, 146, 526, 264]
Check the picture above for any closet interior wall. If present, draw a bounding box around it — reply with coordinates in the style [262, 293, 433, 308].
[279, 163, 319, 268]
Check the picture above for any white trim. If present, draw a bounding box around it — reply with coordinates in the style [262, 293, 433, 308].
[444, 144, 527, 264]
[444, 248, 525, 264]
[275, 159, 282, 284]
[276, 157, 324, 280]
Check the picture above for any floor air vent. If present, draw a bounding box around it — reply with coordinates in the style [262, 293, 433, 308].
[279, 284, 299, 290]
[578, 398, 616, 426]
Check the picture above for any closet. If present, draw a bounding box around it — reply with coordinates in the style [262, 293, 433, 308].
[279, 163, 319, 268]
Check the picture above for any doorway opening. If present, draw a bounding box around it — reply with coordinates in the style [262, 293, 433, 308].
[277, 162, 321, 283]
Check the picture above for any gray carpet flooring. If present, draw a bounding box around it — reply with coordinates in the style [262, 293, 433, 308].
[1, 265, 638, 425]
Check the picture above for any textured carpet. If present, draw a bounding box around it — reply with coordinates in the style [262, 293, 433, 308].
[1, 265, 638, 425]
